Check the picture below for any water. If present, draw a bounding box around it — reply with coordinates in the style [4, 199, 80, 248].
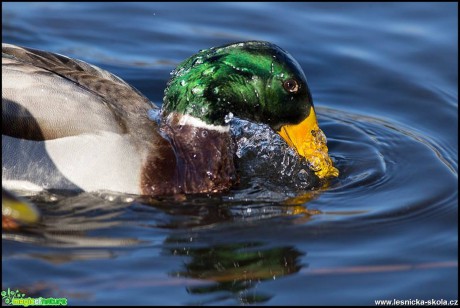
[2, 2, 458, 305]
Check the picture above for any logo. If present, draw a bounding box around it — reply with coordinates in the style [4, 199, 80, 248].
[1, 288, 67, 307]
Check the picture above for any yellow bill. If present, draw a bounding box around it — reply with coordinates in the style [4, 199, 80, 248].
[2, 189, 41, 228]
[278, 106, 339, 179]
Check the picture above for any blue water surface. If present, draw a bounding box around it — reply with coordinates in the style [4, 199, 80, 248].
[2, 2, 458, 305]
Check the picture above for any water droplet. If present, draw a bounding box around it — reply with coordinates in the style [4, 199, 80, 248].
[191, 86, 203, 96]
[224, 112, 234, 123]
[297, 169, 309, 184]
[203, 67, 215, 76]
[192, 57, 203, 66]
[173, 67, 186, 77]
[147, 109, 161, 124]
[313, 129, 327, 144]
[200, 130, 208, 138]
[180, 80, 186, 86]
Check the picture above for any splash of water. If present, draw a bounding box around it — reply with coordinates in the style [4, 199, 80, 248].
[229, 117, 320, 191]
[148, 109, 322, 192]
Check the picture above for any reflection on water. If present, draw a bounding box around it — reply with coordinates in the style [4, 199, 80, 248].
[3, 192, 140, 248]
[3, 191, 312, 304]
[167, 241, 303, 304]
[3, 190, 321, 240]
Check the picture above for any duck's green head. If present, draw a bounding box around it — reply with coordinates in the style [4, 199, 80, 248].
[162, 41, 338, 179]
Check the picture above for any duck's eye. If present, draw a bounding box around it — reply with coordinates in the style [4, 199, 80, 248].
[283, 78, 299, 93]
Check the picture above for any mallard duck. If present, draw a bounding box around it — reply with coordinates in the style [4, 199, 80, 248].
[2, 41, 338, 196]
